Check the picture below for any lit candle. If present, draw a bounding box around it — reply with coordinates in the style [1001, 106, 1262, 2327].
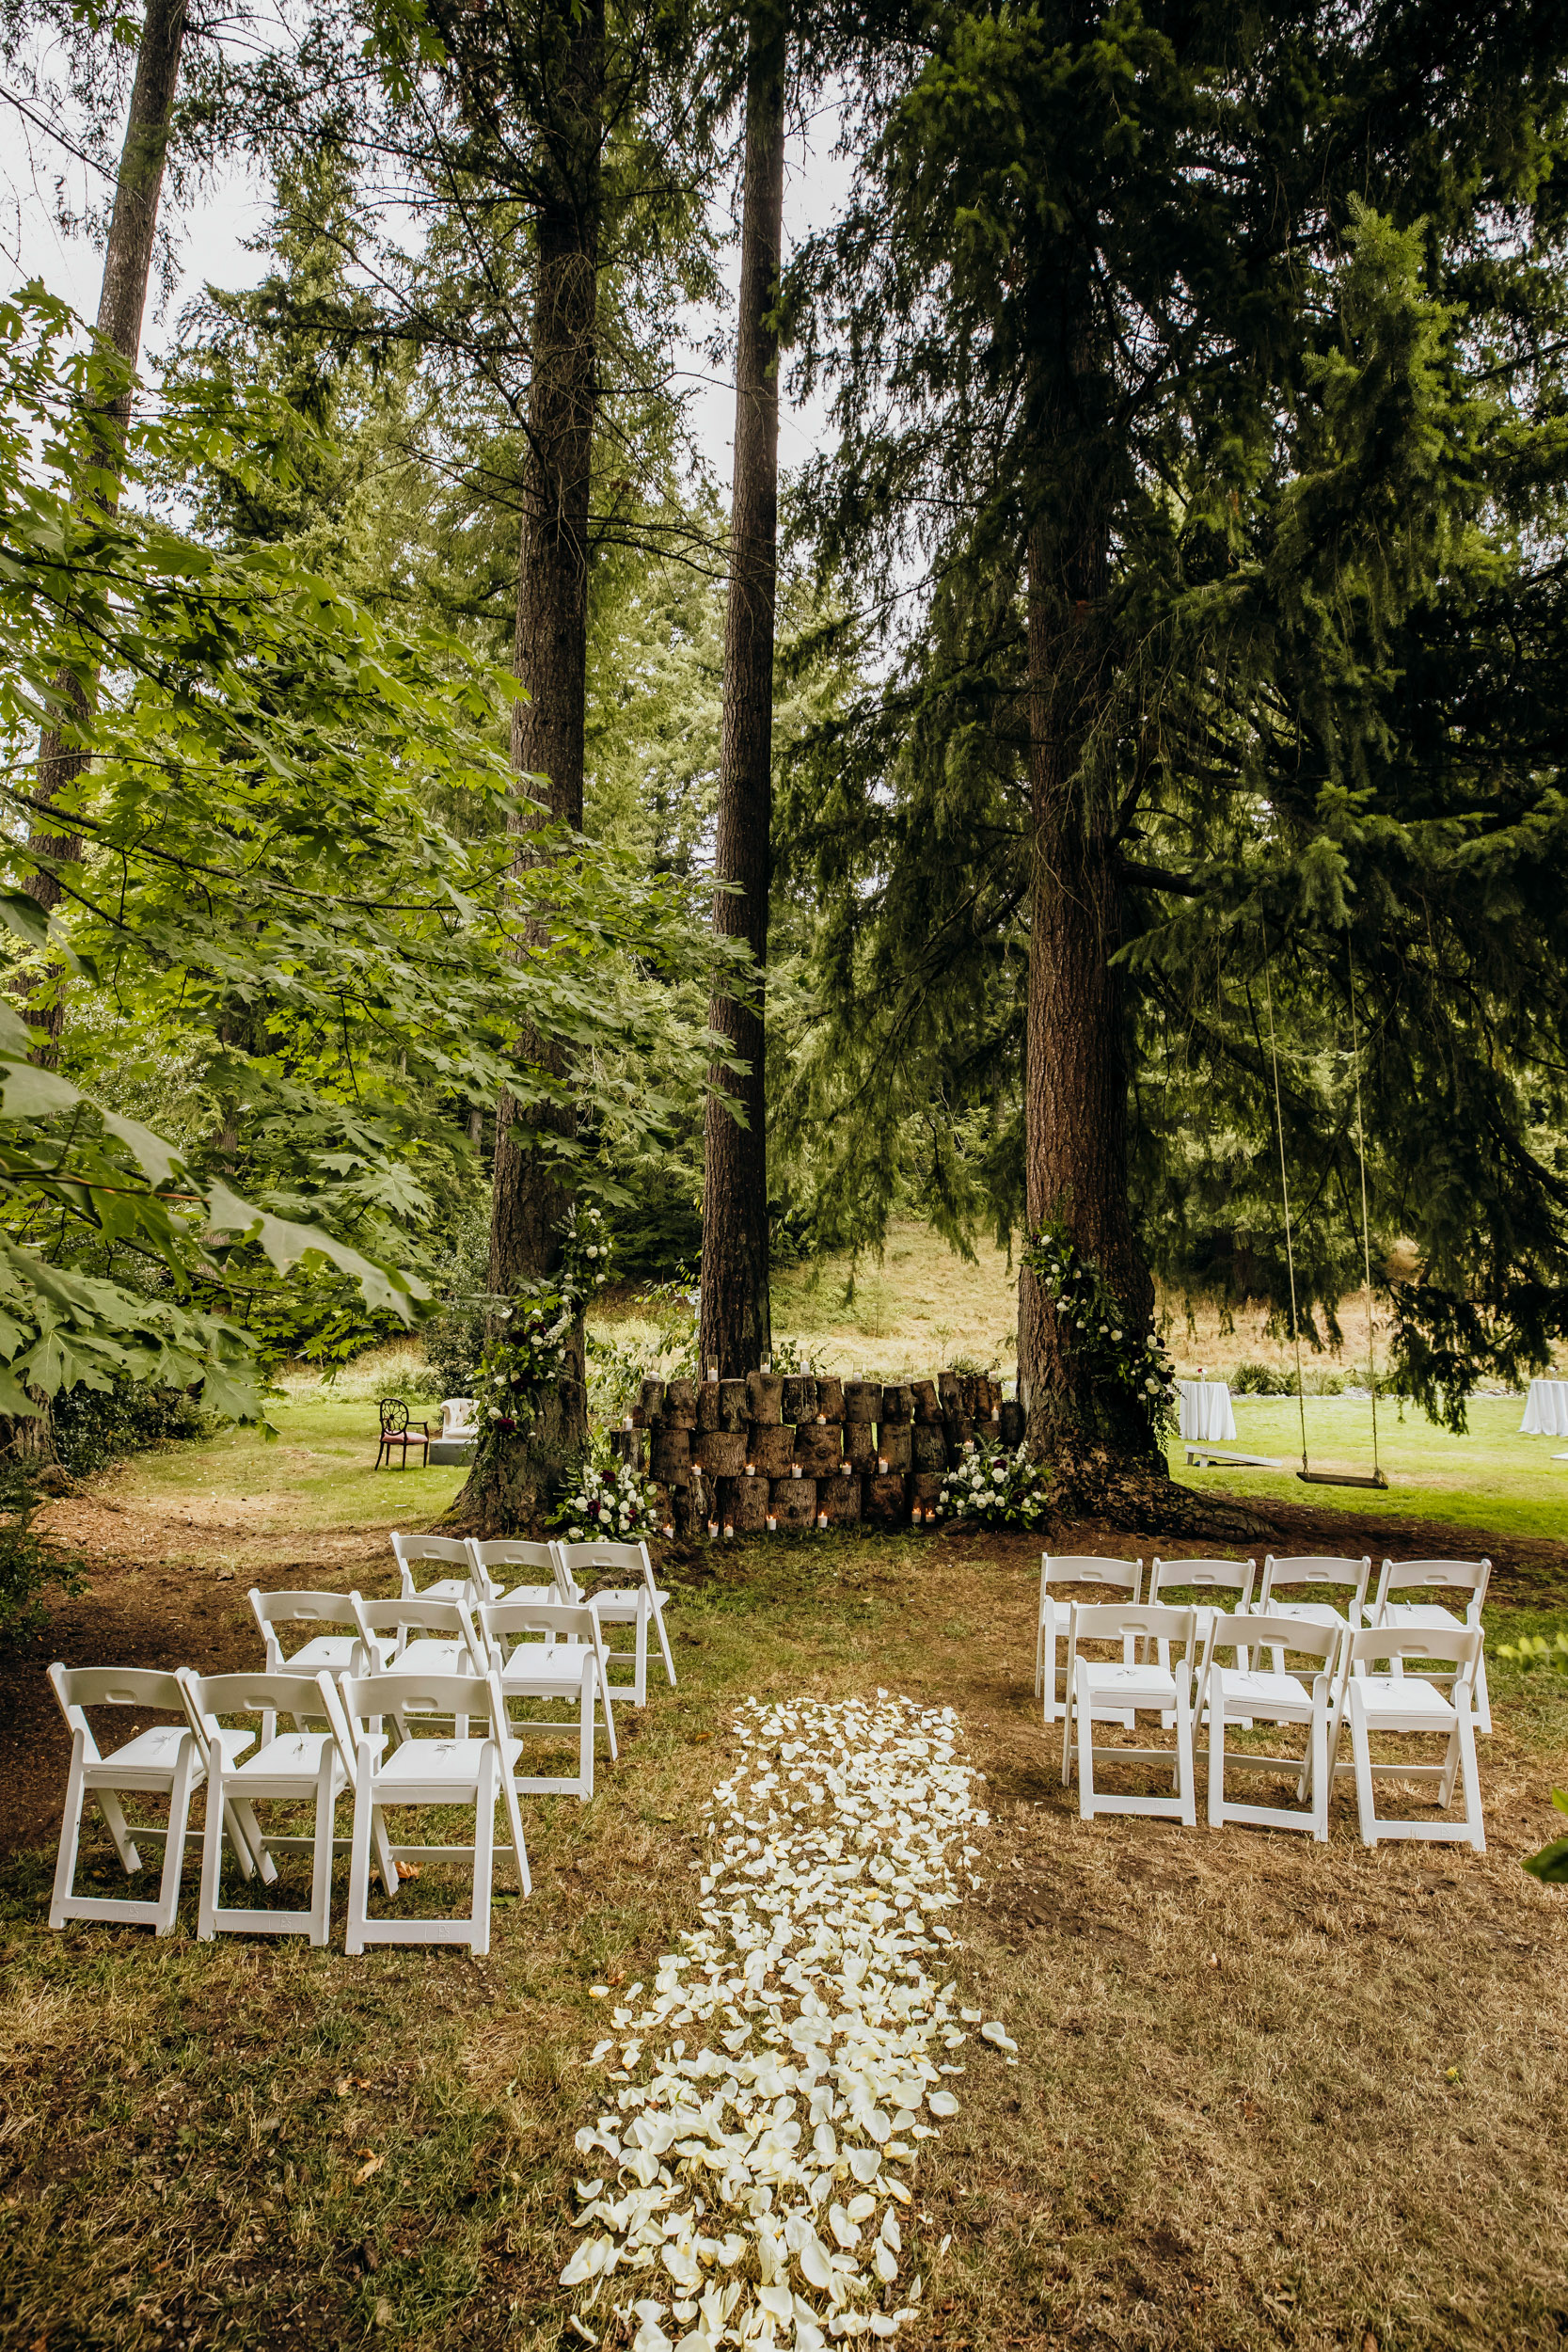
[664, 1521, 674, 1537]
[767, 1514, 777, 1533]
[911, 1505, 924, 1525]
[723, 1522, 734, 1541]
[745, 1462, 755, 1476]
[791, 1463, 801, 1479]
[707, 1518, 719, 1539]
[816, 1510, 828, 1530]
[706, 1365, 719, 1382]
[839, 1461, 849, 1477]
[878, 1456, 888, 1475]
[816, 1412, 826, 1425]
[761, 1358, 772, 1374]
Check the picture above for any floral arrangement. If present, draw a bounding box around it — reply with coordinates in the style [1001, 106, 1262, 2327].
[471, 1203, 613, 1438]
[935, 1438, 1051, 1530]
[550, 1452, 662, 1545]
[1021, 1223, 1178, 1434]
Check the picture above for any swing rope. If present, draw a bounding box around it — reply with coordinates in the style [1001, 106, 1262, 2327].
[1259, 927, 1310, 1473]
[1259, 920, 1385, 1487]
[1347, 936, 1382, 1480]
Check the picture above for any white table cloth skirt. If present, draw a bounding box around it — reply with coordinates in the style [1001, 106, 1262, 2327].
[1520, 1377, 1568, 1436]
[1179, 1380, 1237, 1442]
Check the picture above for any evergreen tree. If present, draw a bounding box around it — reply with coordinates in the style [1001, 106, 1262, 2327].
[787, 0, 1568, 1508]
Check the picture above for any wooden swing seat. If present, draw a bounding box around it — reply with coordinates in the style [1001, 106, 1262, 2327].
[1184, 1445, 1285, 1470]
[1296, 1465, 1388, 1491]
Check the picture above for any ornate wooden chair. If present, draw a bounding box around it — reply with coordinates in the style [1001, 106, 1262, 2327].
[375, 1396, 430, 1470]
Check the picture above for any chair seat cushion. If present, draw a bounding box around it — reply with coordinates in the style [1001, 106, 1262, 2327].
[1080, 1664, 1180, 1705]
[1216, 1670, 1315, 1710]
[1358, 1675, 1457, 1724]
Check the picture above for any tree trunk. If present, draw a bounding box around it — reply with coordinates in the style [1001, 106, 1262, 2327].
[451, 4, 604, 1536]
[1016, 414, 1163, 1502]
[698, 0, 786, 1380]
[24, 0, 188, 1053]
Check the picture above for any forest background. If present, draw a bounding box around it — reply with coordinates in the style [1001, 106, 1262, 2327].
[1, 0, 1567, 1544]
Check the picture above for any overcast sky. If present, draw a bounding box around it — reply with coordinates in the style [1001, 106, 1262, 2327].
[0, 82, 853, 498]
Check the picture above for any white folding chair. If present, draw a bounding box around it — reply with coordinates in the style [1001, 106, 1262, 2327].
[477, 1598, 618, 1799]
[1148, 1558, 1257, 1724]
[1372, 1558, 1493, 1733]
[1328, 1625, 1486, 1850]
[391, 1531, 473, 1605]
[1060, 1603, 1199, 1827]
[555, 1539, 674, 1705]
[181, 1669, 368, 1946]
[466, 1537, 566, 1607]
[249, 1590, 395, 1740]
[1201, 1612, 1339, 1840]
[350, 1594, 484, 1738]
[1256, 1553, 1370, 1645]
[337, 1667, 531, 1955]
[1035, 1556, 1142, 1724]
[47, 1665, 256, 1936]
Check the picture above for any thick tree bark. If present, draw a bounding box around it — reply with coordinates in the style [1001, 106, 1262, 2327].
[698, 1, 786, 1380]
[451, 4, 604, 1535]
[1016, 367, 1164, 1502]
[24, 0, 187, 1054]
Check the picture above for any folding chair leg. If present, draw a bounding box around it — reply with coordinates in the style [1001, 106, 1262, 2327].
[198, 1754, 227, 1940]
[309, 1751, 338, 1947]
[469, 1744, 496, 1957]
[1060, 1677, 1075, 1788]
[1207, 1708, 1226, 1830]
[1176, 1692, 1196, 1828]
[499, 1755, 532, 1899]
[346, 1758, 374, 1957]
[579, 1668, 595, 1802]
[1349, 1683, 1379, 1846]
[1473, 1648, 1493, 1737]
[650, 1592, 676, 1690]
[94, 1782, 142, 1876]
[1074, 1663, 1095, 1821]
[1455, 1708, 1485, 1851]
[49, 1734, 89, 1930]
[231, 1797, 277, 1885]
[1309, 1695, 1329, 1842]
[155, 1740, 198, 1936]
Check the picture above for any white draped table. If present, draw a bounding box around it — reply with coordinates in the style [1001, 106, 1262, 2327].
[1520, 1377, 1568, 1436]
[1178, 1379, 1238, 1443]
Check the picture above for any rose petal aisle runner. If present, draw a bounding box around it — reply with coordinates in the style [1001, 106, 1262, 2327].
[562, 1692, 1015, 2350]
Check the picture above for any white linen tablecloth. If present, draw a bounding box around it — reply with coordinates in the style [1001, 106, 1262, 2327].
[1179, 1379, 1237, 1442]
[1520, 1377, 1568, 1436]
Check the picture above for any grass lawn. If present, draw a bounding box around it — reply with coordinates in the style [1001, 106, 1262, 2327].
[3, 1408, 1568, 2350]
[1170, 1394, 1568, 1546]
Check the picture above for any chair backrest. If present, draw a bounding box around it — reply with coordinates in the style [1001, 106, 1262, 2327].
[1208, 1611, 1339, 1671]
[1068, 1601, 1198, 1649]
[441, 1397, 478, 1437]
[1339, 1622, 1484, 1685]
[1374, 1557, 1491, 1613]
[1149, 1556, 1257, 1606]
[248, 1587, 358, 1661]
[466, 1537, 563, 1603]
[351, 1592, 483, 1668]
[182, 1668, 340, 1744]
[1041, 1554, 1142, 1599]
[338, 1667, 507, 1756]
[1259, 1554, 1371, 1609]
[390, 1531, 472, 1596]
[556, 1538, 652, 1585]
[379, 1397, 411, 1435]
[48, 1663, 189, 1755]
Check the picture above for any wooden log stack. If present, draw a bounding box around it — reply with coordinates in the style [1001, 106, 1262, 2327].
[635, 1367, 1016, 1534]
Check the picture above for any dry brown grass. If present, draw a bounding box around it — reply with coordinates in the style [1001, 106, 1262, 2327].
[2, 1525, 1565, 2348]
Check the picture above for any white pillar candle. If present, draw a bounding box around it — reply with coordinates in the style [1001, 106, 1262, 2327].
[761, 1358, 772, 1374]
[816, 1510, 828, 1530]
[745, 1462, 755, 1476]
[766, 1515, 777, 1533]
[723, 1523, 734, 1541]
[707, 1518, 719, 1539]
[878, 1456, 888, 1475]
[706, 1366, 719, 1382]
[790, 1463, 801, 1479]
[839, 1461, 849, 1476]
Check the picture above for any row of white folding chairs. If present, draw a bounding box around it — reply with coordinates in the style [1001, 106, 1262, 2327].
[49, 1549, 675, 1947]
[48, 1660, 532, 1952]
[390, 1532, 676, 1705]
[1056, 1599, 1486, 1851]
[1036, 1552, 1492, 1732]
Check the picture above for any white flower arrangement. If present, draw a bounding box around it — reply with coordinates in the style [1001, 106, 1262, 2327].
[1021, 1223, 1179, 1435]
[552, 1454, 660, 1545]
[934, 1438, 1050, 1530]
